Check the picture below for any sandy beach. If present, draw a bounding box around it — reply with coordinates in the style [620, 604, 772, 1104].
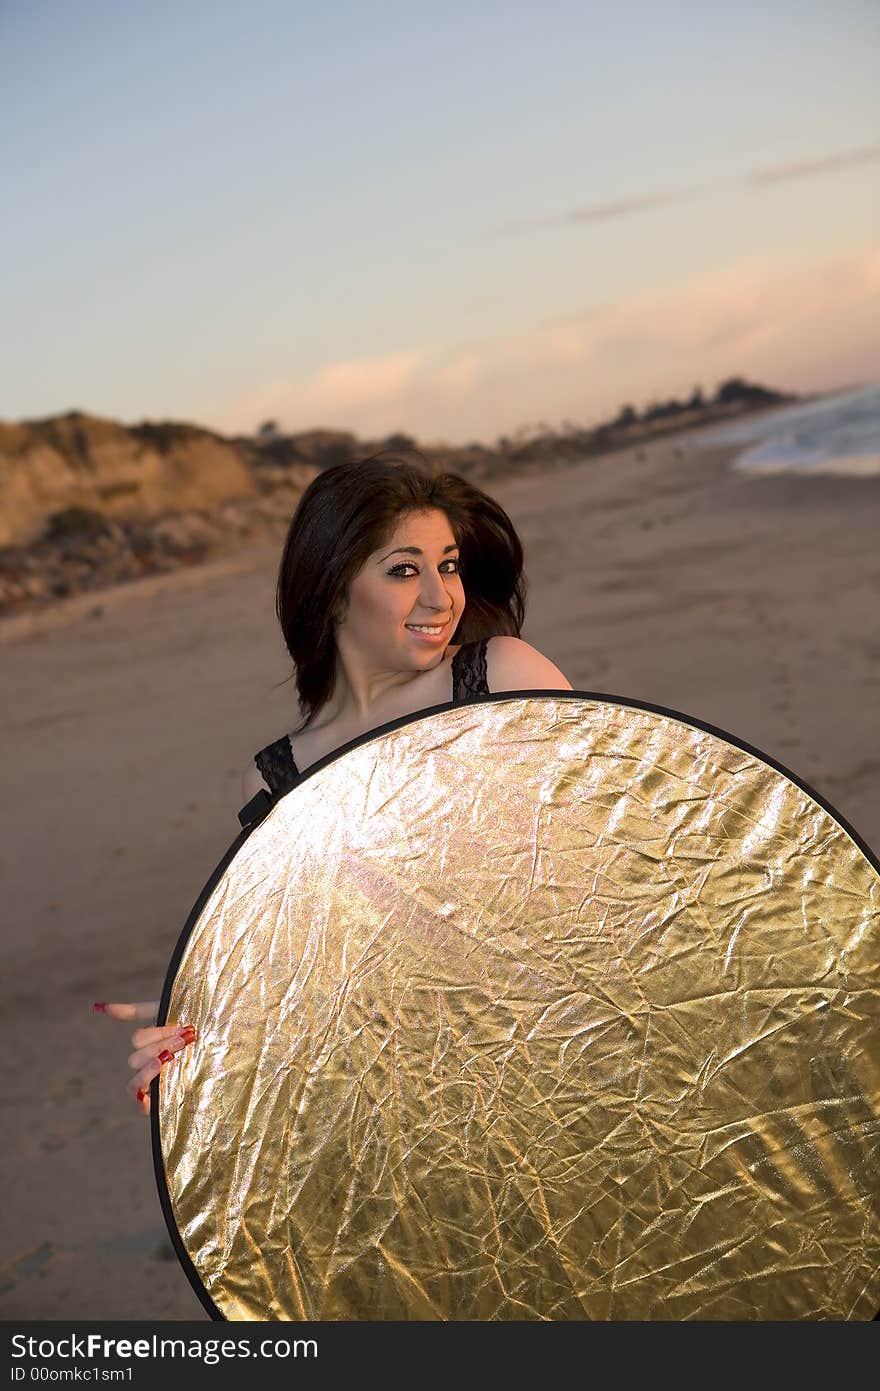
[2, 429, 879, 1320]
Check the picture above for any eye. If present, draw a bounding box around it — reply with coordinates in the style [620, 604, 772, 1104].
[387, 558, 461, 578]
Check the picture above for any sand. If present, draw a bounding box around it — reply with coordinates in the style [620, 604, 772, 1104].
[2, 430, 879, 1319]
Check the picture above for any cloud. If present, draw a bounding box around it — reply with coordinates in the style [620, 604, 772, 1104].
[498, 137, 880, 238]
[749, 140, 880, 185]
[220, 350, 424, 433]
[212, 245, 880, 445]
[499, 187, 699, 235]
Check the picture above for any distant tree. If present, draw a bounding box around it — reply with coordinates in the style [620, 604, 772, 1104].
[686, 386, 704, 410]
[613, 404, 638, 428]
[716, 377, 751, 405]
[257, 419, 280, 440]
[314, 438, 357, 470]
[643, 397, 687, 421]
[592, 424, 612, 448]
[383, 432, 416, 452]
[716, 376, 790, 407]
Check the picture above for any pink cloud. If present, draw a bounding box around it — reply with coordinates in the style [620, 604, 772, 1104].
[212, 245, 880, 445]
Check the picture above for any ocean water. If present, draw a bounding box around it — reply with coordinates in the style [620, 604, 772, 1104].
[698, 381, 880, 476]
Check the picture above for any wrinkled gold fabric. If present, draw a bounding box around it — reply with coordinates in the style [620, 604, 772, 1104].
[159, 697, 880, 1320]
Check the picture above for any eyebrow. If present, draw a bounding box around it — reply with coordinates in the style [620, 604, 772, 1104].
[380, 544, 460, 560]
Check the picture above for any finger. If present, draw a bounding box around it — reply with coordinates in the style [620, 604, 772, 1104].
[131, 1024, 196, 1050]
[127, 1031, 196, 1100]
[93, 1001, 159, 1022]
[127, 1060, 160, 1103]
[132, 1077, 153, 1114]
[128, 1027, 197, 1072]
[127, 1049, 175, 1102]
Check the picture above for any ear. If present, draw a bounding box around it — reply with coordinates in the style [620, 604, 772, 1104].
[332, 589, 350, 626]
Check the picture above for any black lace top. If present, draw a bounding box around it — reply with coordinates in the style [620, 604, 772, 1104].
[239, 637, 491, 825]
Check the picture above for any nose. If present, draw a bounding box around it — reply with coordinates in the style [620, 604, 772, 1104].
[419, 567, 455, 613]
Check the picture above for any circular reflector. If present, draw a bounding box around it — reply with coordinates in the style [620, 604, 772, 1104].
[154, 694, 880, 1320]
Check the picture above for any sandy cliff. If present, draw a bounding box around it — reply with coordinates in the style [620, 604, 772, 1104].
[0, 412, 257, 548]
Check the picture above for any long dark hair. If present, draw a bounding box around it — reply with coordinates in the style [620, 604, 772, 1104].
[276, 450, 527, 726]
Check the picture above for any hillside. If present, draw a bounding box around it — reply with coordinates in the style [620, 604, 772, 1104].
[0, 379, 798, 618]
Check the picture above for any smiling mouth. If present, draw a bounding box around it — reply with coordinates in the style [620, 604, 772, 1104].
[405, 620, 451, 635]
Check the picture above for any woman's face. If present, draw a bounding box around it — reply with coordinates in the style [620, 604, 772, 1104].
[337, 509, 466, 671]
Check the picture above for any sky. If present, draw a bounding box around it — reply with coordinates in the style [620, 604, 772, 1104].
[2, 0, 878, 445]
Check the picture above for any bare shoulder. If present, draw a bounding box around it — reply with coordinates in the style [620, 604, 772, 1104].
[486, 636, 572, 692]
[241, 759, 271, 804]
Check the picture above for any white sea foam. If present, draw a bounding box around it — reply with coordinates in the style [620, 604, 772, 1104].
[711, 382, 880, 477]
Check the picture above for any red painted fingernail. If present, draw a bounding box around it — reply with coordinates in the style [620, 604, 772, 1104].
[179, 1026, 197, 1044]
[136, 1088, 146, 1103]
[92, 1002, 109, 1013]
[157, 1049, 174, 1064]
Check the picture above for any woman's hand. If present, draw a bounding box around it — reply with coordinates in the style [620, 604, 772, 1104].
[93, 1001, 198, 1115]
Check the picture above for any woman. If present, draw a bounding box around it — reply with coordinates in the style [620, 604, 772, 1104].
[95, 451, 572, 1111]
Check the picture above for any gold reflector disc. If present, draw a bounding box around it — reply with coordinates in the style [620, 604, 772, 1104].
[156, 695, 880, 1320]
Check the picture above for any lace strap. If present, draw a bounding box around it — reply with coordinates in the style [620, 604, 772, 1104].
[451, 637, 490, 701]
[253, 735, 299, 795]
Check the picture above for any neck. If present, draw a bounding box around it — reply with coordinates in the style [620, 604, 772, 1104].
[315, 633, 443, 726]
[330, 664, 415, 721]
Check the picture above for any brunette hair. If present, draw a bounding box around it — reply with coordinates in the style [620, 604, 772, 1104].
[276, 450, 527, 725]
